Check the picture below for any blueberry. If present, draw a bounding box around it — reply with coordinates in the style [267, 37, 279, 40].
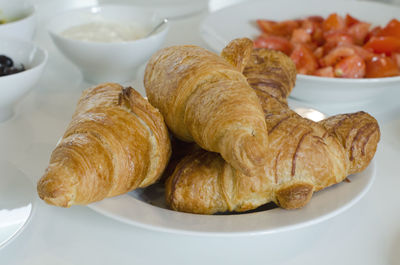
[0, 55, 13, 68]
[0, 55, 25, 77]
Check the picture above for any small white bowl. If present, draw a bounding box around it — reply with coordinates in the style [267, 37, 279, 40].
[0, 38, 48, 122]
[0, 0, 36, 40]
[47, 5, 169, 84]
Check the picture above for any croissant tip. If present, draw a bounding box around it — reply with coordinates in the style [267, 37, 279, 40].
[37, 178, 74, 207]
[43, 197, 72, 208]
[275, 182, 314, 209]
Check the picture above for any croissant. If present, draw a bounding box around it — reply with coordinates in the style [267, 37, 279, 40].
[37, 83, 171, 207]
[165, 46, 380, 214]
[144, 39, 269, 177]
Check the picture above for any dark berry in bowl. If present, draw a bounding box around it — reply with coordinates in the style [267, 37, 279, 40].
[0, 55, 13, 67]
[0, 55, 25, 77]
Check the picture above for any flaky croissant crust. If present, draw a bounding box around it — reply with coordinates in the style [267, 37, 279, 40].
[38, 83, 171, 207]
[144, 42, 269, 178]
[165, 42, 380, 214]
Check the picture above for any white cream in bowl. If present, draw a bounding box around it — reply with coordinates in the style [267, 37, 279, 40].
[61, 19, 147, 43]
[47, 5, 169, 84]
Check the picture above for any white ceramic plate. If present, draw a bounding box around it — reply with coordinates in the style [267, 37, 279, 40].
[200, 0, 400, 105]
[90, 61, 374, 236]
[0, 160, 36, 248]
[89, 159, 375, 236]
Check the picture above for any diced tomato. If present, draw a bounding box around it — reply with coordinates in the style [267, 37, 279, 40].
[323, 31, 353, 43]
[346, 45, 375, 60]
[291, 28, 311, 43]
[277, 20, 301, 37]
[301, 19, 317, 34]
[364, 36, 400, 55]
[307, 16, 324, 24]
[365, 54, 400, 77]
[320, 46, 355, 67]
[254, 35, 293, 55]
[323, 32, 354, 53]
[305, 42, 318, 51]
[347, 22, 371, 45]
[256, 19, 300, 38]
[345, 14, 360, 27]
[256, 20, 276, 34]
[254, 13, 400, 78]
[365, 26, 382, 43]
[302, 18, 324, 45]
[322, 13, 346, 33]
[313, 66, 334, 77]
[312, 26, 325, 46]
[290, 44, 318, 74]
[314, 46, 324, 59]
[334, 55, 366, 78]
[378, 18, 400, 39]
[392, 53, 400, 70]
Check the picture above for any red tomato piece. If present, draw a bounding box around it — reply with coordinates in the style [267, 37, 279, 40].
[276, 20, 301, 37]
[346, 45, 375, 60]
[322, 13, 346, 32]
[365, 26, 382, 43]
[314, 46, 324, 59]
[378, 18, 400, 39]
[323, 32, 354, 53]
[301, 19, 317, 34]
[256, 19, 300, 38]
[291, 28, 311, 43]
[347, 22, 371, 45]
[302, 18, 324, 45]
[364, 36, 400, 55]
[254, 35, 293, 55]
[305, 42, 318, 51]
[307, 16, 324, 23]
[312, 26, 324, 46]
[313, 66, 334, 77]
[334, 55, 366, 78]
[392, 53, 400, 70]
[365, 54, 400, 77]
[257, 20, 277, 34]
[320, 46, 355, 67]
[290, 44, 318, 74]
[345, 14, 360, 27]
[323, 31, 353, 42]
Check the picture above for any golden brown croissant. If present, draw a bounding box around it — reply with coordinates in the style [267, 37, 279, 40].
[37, 83, 171, 207]
[144, 39, 269, 177]
[165, 47, 380, 214]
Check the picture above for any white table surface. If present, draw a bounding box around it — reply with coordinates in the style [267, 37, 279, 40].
[1, 0, 400, 264]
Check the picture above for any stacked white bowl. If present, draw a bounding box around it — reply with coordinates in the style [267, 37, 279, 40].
[0, 0, 47, 122]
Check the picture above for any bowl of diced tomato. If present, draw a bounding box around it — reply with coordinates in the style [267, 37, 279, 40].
[254, 13, 400, 103]
[201, 0, 400, 104]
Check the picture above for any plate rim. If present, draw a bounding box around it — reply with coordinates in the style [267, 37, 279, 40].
[88, 159, 376, 237]
[0, 161, 37, 249]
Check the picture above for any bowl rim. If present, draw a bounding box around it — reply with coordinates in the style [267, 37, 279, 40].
[297, 73, 400, 84]
[0, 4, 36, 27]
[46, 4, 169, 46]
[0, 37, 48, 81]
